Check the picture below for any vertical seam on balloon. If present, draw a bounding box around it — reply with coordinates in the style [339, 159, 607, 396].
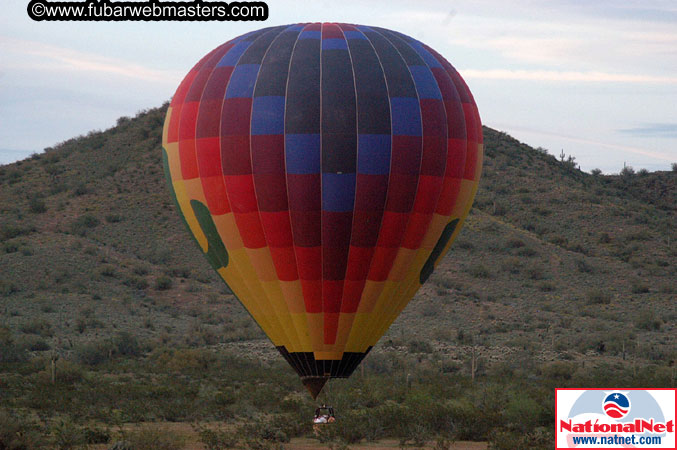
[188, 41, 274, 334]
[261, 24, 317, 376]
[190, 42, 234, 200]
[278, 23, 317, 375]
[423, 44, 477, 279]
[427, 45, 482, 224]
[216, 27, 298, 350]
[381, 31, 449, 279]
[165, 42, 230, 259]
[340, 25, 394, 352]
[319, 22, 325, 347]
[423, 43, 469, 190]
[281, 23, 320, 373]
[246, 25, 308, 355]
[174, 43, 234, 248]
[430, 46, 478, 182]
[225, 29, 293, 347]
[369, 31, 452, 341]
[178, 43, 232, 181]
[454, 67, 484, 178]
[362, 26, 424, 347]
[327, 23, 359, 348]
[335, 23, 393, 350]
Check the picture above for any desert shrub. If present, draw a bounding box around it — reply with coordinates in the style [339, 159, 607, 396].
[659, 283, 675, 294]
[538, 281, 556, 292]
[455, 239, 474, 250]
[76, 332, 141, 365]
[408, 340, 433, 354]
[467, 264, 491, 278]
[0, 280, 19, 295]
[82, 424, 111, 444]
[52, 418, 86, 449]
[598, 232, 611, 243]
[527, 267, 547, 280]
[133, 265, 150, 276]
[517, 247, 538, 257]
[586, 289, 611, 305]
[492, 201, 507, 216]
[114, 332, 142, 356]
[0, 410, 44, 449]
[631, 282, 649, 294]
[155, 348, 217, 373]
[620, 165, 635, 177]
[71, 183, 90, 196]
[565, 242, 588, 254]
[502, 393, 545, 432]
[184, 323, 220, 346]
[70, 214, 100, 235]
[362, 352, 395, 375]
[488, 427, 552, 450]
[165, 267, 192, 279]
[124, 275, 149, 290]
[19, 319, 54, 337]
[2, 241, 19, 253]
[456, 329, 474, 345]
[507, 238, 525, 248]
[540, 361, 576, 381]
[0, 223, 35, 241]
[590, 168, 602, 176]
[627, 230, 650, 241]
[155, 275, 173, 290]
[635, 310, 661, 331]
[75, 341, 111, 366]
[0, 327, 26, 362]
[574, 258, 594, 273]
[194, 423, 239, 450]
[532, 206, 551, 217]
[50, 360, 85, 384]
[105, 214, 123, 223]
[501, 257, 522, 274]
[447, 398, 494, 440]
[97, 264, 119, 278]
[6, 170, 22, 184]
[238, 417, 291, 444]
[123, 426, 186, 450]
[20, 335, 51, 351]
[75, 316, 88, 334]
[29, 197, 47, 213]
[421, 302, 438, 317]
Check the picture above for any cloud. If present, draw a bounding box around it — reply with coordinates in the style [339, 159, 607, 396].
[0, 36, 182, 84]
[381, 1, 677, 77]
[619, 123, 677, 138]
[461, 69, 677, 84]
[496, 124, 676, 162]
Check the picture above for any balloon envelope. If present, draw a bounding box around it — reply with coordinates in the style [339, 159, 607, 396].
[162, 23, 482, 398]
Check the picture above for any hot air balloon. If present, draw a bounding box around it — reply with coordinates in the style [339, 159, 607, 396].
[162, 23, 482, 400]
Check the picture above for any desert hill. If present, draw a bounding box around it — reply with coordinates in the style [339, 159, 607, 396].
[0, 104, 674, 448]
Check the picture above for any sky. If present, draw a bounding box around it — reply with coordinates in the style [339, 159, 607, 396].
[1, 0, 676, 173]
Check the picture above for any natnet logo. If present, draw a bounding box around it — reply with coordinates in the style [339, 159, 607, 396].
[556, 389, 676, 449]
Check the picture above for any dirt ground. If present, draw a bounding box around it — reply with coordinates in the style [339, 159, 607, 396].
[93, 422, 488, 449]
[286, 438, 488, 449]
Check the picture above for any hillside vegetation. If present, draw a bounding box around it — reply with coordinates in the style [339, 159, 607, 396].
[0, 105, 674, 449]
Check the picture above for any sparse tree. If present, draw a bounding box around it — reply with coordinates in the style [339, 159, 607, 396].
[620, 164, 635, 177]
